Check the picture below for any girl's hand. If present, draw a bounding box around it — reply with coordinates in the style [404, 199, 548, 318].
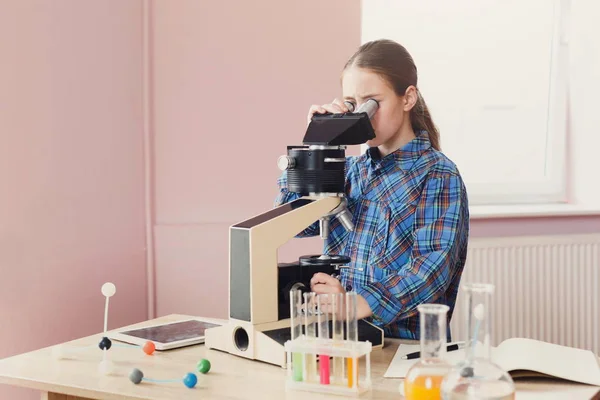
[310, 272, 344, 294]
[307, 98, 350, 125]
[310, 272, 373, 319]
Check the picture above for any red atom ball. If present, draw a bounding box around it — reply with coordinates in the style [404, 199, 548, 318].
[143, 341, 155, 355]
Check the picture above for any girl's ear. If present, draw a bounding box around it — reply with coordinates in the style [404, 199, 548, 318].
[403, 85, 418, 112]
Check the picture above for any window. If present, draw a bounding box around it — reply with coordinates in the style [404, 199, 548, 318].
[361, 0, 570, 206]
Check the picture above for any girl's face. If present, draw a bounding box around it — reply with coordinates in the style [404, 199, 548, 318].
[342, 66, 413, 149]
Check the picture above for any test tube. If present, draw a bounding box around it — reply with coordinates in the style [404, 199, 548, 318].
[346, 292, 358, 388]
[303, 292, 317, 382]
[290, 289, 303, 382]
[332, 293, 344, 384]
[317, 294, 331, 385]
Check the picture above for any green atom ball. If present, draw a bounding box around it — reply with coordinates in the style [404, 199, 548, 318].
[196, 358, 211, 374]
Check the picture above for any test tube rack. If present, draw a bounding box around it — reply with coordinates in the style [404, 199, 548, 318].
[284, 336, 372, 396]
[283, 290, 373, 397]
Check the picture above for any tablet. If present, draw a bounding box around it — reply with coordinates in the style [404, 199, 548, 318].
[108, 318, 222, 351]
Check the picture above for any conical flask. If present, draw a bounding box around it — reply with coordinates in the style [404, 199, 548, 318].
[440, 283, 515, 400]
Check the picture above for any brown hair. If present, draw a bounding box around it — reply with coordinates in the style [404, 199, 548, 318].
[343, 39, 441, 151]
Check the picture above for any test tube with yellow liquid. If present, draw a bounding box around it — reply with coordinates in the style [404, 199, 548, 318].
[404, 304, 451, 400]
[345, 292, 358, 389]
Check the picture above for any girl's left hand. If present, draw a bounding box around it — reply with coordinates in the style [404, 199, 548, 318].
[310, 272, 374, 319]
[310, 272, 344, 294]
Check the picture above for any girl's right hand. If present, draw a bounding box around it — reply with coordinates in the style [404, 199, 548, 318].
[307, 98, 352, 125]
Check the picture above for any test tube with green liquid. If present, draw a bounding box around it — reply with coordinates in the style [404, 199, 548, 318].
[290, 289, 303, 381]
[332, 292, 345, 384]
[346, 292, 358, 388]
[303, 292, 317, 382]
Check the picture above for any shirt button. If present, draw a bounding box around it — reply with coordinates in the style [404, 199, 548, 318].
[346, 284, 353, 291]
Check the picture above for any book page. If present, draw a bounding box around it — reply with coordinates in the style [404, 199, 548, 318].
[384, 343, 470, 378]
[384, 343, 421, 378]
[493, 338, 600, 386]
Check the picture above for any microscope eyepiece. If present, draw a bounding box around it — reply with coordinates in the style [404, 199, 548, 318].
[277, 155, 296, 171]
[344, 101, 355, 113]
[355, 99, 379, 119]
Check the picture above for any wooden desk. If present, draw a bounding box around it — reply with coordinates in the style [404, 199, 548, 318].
[0, 314, 598, 400]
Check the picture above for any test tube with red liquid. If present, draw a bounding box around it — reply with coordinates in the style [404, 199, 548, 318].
[317, 294, 331, 385]
[332, 292, 345, 384]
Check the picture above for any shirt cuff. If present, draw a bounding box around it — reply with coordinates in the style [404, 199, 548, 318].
[357, 281, 402, 326]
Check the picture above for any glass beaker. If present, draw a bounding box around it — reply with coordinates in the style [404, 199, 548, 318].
[404, 304, 452, 400]
[440, 283, 515, 400]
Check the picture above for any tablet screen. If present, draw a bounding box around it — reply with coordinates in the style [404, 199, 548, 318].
[120, 320, 220, 344]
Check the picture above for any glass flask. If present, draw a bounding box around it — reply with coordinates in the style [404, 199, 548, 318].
[440, 283, 515, 400]
[404, 304, 452, 400]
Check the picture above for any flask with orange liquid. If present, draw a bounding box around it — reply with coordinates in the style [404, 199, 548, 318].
[403, 304, 452, 400]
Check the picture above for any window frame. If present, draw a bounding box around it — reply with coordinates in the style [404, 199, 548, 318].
[360, 0, 571, 207]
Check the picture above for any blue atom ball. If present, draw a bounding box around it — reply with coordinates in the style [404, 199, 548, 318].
[183, 372, 197, 388]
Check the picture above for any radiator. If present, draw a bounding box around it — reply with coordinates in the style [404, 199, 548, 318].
[449, 234, 600, 355]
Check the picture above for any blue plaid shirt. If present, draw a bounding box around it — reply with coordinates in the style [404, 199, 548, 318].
[275, 131, 469, 340]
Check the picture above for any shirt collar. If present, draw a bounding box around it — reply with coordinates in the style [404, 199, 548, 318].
[359, 130, 432, 172]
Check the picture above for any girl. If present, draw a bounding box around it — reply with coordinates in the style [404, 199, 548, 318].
[275, 39, 469, 340]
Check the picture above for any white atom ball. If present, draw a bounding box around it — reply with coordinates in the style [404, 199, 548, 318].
[101, 282, 116, 298]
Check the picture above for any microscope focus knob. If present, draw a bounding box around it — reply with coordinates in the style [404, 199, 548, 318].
[277, 155, 296, 171]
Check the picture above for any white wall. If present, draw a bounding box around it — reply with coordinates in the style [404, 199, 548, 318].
[361, 0, 600, 211]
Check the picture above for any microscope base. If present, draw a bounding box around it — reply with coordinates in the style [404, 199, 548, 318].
[204, 319, 290, 367]
[204, 318, 384, 368]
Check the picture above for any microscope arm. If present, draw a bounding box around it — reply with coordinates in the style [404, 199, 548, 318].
[252, 196, 342, 247]
[229, 196, 342, 326]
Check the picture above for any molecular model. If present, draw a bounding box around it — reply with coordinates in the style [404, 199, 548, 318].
[51, 282, 212, 389]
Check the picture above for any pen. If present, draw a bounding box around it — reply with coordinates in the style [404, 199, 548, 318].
[401, 343, 465, 360]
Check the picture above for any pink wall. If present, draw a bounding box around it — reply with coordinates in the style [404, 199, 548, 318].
[151, 0, 362, 318]
[0, 2, 148, 399]
[150, 0, 600, 319]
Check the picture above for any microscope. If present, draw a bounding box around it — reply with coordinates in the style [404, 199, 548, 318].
[204, 100, 384, 367]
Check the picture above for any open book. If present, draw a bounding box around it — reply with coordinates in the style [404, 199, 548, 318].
[385, 337, 600, 386]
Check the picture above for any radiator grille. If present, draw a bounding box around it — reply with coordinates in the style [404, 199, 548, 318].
[449, 234, 600, 355]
